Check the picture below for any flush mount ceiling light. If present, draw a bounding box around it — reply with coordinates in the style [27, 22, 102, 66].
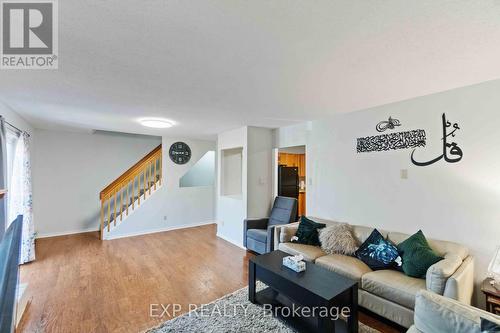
[139, 118, 174, 129]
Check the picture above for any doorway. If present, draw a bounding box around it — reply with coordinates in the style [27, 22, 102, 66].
[274, 145, 306, 218]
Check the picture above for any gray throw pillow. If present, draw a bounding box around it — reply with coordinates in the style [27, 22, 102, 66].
[319, 224, 358, 255]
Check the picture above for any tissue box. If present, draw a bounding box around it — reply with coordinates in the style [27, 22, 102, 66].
[283, 255, 306, 272]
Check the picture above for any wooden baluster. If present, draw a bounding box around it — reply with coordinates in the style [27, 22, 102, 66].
[132, 176, 135, 209]
[120, 186, 123, 221]
[148, 161, 152, 195]
[126, 180, 130, 215]
[107, 196, 111, 232]
[113, 191, 117, 226]
[98, 145, 162, 235]
[100, 199, 104, 239]
[143, 167, 147, 200]
[153, 158, 157, 190]
[138, 174, 141, 205]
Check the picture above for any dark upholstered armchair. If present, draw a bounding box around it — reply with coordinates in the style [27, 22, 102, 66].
[243, 196, 298, 254]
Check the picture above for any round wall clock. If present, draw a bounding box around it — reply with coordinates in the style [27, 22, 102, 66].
[169, 142, 191, 165]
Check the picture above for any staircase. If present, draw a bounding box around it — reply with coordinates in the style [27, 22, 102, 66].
[99, 144, 162, 239]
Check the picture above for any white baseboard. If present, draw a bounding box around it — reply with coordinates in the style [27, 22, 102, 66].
[36, 227, 98, 239]
[104, 220, 216, 240]
[37, 183, 165, 239]
[216, 232, 246, 250]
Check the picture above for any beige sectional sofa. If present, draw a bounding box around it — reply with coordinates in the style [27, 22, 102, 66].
[273, 217, 475, 328]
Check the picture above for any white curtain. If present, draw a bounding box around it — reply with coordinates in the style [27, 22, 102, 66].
[8, 132, 35, 263]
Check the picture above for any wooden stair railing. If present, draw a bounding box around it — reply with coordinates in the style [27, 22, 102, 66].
[99, 144, 162, 239]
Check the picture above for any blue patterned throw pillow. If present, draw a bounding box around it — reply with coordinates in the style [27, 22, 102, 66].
[355, 229, 401, 270]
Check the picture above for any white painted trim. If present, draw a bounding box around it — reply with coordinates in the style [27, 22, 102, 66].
[272, 148, 279, 199]
[104, 221, 216, 240]
[216, 232, 246, 250]
[36, 227, 98, 239]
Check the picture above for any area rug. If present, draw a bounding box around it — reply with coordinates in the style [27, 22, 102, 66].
[147, 283, 380, 333]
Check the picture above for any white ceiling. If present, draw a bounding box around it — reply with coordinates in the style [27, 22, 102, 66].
[2, 0, 500, 139]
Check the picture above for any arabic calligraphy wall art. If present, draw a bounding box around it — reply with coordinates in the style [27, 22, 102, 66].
[357, 130, 426, 153]
[376, 116, 401, 132]
[410, 113, 463, 166]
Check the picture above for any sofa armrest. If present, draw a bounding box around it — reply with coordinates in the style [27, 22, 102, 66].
[244, 218, 269, 230]
[243, 218, 268, 248]
[443, 255, 474, 305]
[273, 222, 300, 250]
[266, 226, 276, 253]
[414, 289, 500, 333]
[426, 254, 462, 295]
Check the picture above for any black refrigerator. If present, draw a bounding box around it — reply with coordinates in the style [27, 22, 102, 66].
[278, 165, 299, 201]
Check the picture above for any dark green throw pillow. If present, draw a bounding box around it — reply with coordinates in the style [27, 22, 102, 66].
[397, 230, 443, 278]
[292, 216, 326, 246]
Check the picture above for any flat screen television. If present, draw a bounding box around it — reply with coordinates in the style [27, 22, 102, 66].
[0, 215, 23, 333]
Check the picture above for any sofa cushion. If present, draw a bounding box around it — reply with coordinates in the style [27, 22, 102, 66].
[315, 254, 372, 282]
[362, 270, 426, 309]
[352, 225, 388, 244]
[246, 229, 267, 243]
[388, 231, 469, 261]
[269, 196, 297, 226]
[278, 242, 326, 262]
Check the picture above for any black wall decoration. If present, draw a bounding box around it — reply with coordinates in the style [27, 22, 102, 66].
[376, 116, 401, 132]
[169, 142, 191, 165]
[357, 130, 426, 153]
[356, 113, 463, 167]
[410, 113, 463, 166]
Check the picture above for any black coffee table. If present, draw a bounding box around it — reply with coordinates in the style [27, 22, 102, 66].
[249, 250, 358, 333]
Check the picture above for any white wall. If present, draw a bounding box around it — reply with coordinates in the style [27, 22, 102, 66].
[279, 146, 305, 154]
[247, 127, 273, 218]
[221, 148, 243, 196]
[108, 137, 215, 239]
[180, 150, 215, 187]
[33, 130, 161, 237]
[277, 79, 500, 307]
[274, 122, 309, 149]
[216, 127, 247, 246]
[216, 126, 274, 247]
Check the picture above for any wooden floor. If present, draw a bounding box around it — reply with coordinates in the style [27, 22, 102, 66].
[18, 224, 403, 333]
